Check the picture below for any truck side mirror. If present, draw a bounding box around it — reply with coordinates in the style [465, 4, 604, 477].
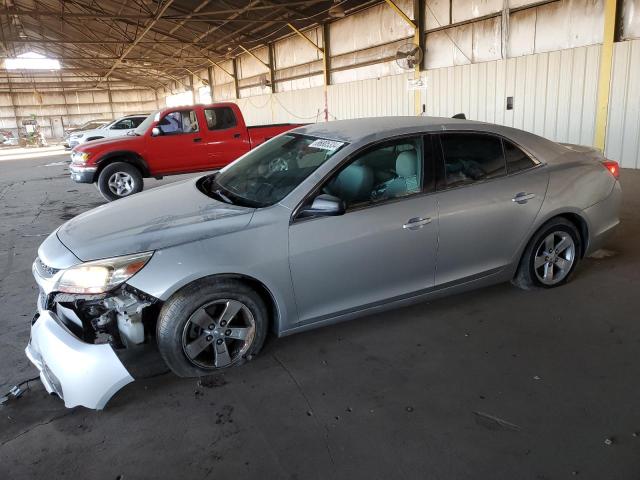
[151, 127, 162, 137]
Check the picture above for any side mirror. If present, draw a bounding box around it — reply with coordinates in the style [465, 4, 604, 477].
[299, 194, 345, 218]
[151, 127, 162, 137]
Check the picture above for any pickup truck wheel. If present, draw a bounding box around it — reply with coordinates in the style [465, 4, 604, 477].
[97, 162, 143, 201]
[157, 279, 268, 377]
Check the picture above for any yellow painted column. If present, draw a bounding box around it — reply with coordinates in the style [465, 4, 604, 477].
[594, 0, 617, 151]
[413, 30, 421, 116]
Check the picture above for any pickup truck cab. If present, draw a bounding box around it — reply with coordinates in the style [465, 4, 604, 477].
[70, 103, 303, 201]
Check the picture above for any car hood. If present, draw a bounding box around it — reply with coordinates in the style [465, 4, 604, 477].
[73, 135, 138, 151]
[57, 178, 255, 261]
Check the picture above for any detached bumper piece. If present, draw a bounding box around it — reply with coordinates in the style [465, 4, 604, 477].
[25, 310, 133, 410]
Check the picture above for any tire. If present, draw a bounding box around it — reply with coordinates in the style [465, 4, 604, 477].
[96, 162, 143, 201]
[157, 279, 269, 377]
[512, 217, 582, 290]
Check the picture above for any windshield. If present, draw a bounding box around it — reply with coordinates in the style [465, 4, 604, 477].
[134, 111, 159, 136]
[208, 134, 346, 207]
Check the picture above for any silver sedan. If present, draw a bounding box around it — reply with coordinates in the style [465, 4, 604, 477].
[28, 117, 621, 409]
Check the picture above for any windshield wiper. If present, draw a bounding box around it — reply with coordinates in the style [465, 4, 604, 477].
[206, 176, 234, 204]
[212, 188, 233, 204]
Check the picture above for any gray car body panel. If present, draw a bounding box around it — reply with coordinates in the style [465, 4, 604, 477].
[57, 178, 255, 261]
[127, 118, 620, 334]
[29, 117, 621, 408]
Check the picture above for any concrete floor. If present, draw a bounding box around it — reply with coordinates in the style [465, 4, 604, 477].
[1, 152, 639, 479]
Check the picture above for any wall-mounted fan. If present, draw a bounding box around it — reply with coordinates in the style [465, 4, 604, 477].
[395, 43, 423, 70]
[258, 74, 271, 88]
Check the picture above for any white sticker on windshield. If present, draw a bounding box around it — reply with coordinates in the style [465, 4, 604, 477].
[309, 139, 344, 151]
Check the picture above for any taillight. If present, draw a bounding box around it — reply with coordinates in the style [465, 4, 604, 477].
[602, 160, 620, 179]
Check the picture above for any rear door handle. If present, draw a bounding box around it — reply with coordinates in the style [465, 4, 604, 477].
[193, 137, 202, 143]
[403, 217, 432, 230]
[233, 133, 242, 139]
[512, 192, 535, 204]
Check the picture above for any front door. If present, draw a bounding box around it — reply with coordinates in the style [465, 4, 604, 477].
[288, 135, 439, 326]
[146, 109, 202, 174]
[434, 132, 549, 285]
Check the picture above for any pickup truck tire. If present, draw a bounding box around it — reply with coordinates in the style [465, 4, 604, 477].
[157, 279, 268, 377]
[97, 162, 143, 201]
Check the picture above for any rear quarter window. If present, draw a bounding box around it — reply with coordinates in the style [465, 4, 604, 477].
[504, 140, 538, 173]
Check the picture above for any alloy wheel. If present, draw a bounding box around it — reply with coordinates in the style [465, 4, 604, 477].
[534, 231, 576, 285]
[181, 299, 256, 369]
[107, 171, 134, 197]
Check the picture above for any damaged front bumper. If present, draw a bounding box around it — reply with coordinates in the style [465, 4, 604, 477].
[26, 310, 133, 409]
[26, 253, 159, 409]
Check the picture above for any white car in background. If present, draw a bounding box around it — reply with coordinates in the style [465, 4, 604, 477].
[67, 114, 148, 149]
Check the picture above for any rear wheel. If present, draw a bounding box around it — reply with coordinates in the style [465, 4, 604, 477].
[96, 162, 143, 201]
[512, 218, 582, 289]
[157, 279, 268, 377]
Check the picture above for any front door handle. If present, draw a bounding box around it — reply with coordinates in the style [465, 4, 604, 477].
[512, 192, 535, 204]
[193, 137, 202, 143]
[403, 217, 432, 230]
[233, 133, 242, 139]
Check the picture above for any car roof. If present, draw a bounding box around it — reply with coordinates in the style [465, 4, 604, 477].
[294, 116, 485, 142]
[293, 116, 568, 162]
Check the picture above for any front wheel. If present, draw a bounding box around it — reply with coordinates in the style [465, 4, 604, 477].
[157, 279, 268, 377]
[512, 218, 582, 290]
[97, 162, 143, 201]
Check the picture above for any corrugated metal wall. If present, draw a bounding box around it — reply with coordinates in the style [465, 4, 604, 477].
[606, 39, 640, 168]
[231, 74, 416, 126]
[424, 44, 601, 147]
[0, 88, 159, 138]
[236, 43, 603, 143]
[228, 39, 640, 173]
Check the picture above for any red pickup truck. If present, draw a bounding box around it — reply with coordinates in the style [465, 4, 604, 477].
[69, 103, 303, 201]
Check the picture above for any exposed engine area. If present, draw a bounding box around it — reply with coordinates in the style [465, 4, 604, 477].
[44, 285, 159, 349]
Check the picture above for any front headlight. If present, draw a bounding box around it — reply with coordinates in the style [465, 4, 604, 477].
[56, 252, 153, 294]
[71, 152, 90, 164]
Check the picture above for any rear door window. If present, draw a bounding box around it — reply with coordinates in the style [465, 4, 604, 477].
[440, 133, 505, 187]
[131, 117, 146, 128]
[204, 107, 237, 131]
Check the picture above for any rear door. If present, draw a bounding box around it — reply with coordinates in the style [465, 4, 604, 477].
[434, 132, 548, 285]
[288, 135, 439, 326]
[146, 109, 202, 173]
[195, 106, 250, 170]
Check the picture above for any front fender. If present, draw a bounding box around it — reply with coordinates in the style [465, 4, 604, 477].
[96, 151, 150, 177]
[126, 205, 299, 335]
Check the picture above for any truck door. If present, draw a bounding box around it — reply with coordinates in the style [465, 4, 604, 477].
[146, 109, 202, 174]
[197, 106, 251, 170]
